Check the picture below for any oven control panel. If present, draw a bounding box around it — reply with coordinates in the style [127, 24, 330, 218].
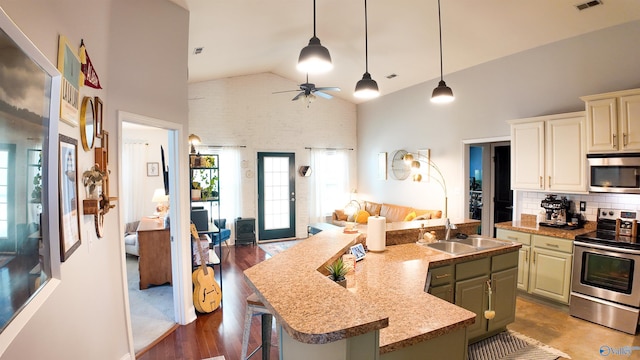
[599, 208, 639, 237]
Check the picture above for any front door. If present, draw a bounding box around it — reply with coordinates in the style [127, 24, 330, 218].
[257, 152, 296, 241]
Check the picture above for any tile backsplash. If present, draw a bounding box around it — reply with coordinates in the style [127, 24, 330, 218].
[516, 191, 640, 222]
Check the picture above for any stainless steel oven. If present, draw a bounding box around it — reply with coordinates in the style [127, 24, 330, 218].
[570, 208, 640, 334]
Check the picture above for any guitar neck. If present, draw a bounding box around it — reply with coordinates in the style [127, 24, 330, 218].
[190, 224, 209, 275]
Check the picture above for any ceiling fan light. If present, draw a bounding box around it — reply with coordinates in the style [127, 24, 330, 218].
[354, 72, 380, 99]
[297, 37, 333, 74]
[431, 80, 454, 103]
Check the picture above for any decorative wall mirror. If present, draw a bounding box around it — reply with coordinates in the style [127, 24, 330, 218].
[0, 8, 60, 332]
[390, 149, 410, 180]
[80, 96, 95, 151]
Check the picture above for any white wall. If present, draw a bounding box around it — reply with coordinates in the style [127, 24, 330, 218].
[189, 73, 357, 239]
[357, 20, 640, 221]
[0, 1, 188, 359]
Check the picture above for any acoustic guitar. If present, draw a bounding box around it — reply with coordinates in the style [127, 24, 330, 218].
[190, 223, 222, 313]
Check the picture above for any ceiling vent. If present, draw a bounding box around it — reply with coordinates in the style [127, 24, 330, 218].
[576, 0, 603, 11]
[386, 73, 398, 79]
[193, 47, 204, 55]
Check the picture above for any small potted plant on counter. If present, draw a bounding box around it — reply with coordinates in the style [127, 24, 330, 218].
[326, 257, 351, 288]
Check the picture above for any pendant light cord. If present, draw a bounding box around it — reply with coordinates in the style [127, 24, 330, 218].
[313, 0, 317, 37]
[437, 0, 444, 81]
[364, 0, 370, 73]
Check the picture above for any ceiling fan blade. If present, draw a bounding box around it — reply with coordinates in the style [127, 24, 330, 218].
[292, 91, 305, 101]
[315, 87, 341, 92]
[314, 91, 332, 99]
[273, 89, 301, 94]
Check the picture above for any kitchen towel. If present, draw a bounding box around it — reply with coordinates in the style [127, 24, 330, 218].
[367, 216, 386, 252]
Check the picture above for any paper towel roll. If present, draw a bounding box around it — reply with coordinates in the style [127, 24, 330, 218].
[367, 216, 386, 252]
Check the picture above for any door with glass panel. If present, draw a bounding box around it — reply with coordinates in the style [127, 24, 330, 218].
[257, 152, 296, 241]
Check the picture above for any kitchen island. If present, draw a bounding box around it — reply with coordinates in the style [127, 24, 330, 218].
[244, 219, 521, 359]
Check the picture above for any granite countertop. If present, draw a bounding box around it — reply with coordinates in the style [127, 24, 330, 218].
[244, 224, 521, 354]
[495, 220, 596, 240]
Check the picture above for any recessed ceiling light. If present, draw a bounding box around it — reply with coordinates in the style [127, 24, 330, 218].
[386, 74, 398, 79]
[193, 47, 204, 55]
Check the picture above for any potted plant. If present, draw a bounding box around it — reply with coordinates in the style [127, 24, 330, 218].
[82, 163, 106, 199]
[326, 257, 351, 288]
[191, 181, 202, 200]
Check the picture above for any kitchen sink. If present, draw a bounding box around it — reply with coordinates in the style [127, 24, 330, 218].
[457, 237, 510, 249]
[426, 241, 477, 255]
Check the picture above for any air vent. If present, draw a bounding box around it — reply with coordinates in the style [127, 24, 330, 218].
[193, 47, 204, 55]
[576, 0, 603, 11]
[386, 73, 398, 79]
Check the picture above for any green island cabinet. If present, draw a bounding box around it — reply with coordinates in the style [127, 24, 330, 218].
[495, 228, 573, 304]
[427, 251, 518, 343]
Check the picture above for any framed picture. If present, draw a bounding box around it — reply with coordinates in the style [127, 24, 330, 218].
[94, 96, 103, 139]
[57, 35, 81, 127]
[59, 134, 81, 261]
[378, 152, 387, 180]
[102, 130, 109, 163]
[147, 162, 160, 177]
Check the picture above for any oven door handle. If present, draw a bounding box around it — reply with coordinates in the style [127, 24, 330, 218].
[574, 240, 640, 255]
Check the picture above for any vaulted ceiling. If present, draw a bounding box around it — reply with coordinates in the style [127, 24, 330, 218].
[172, 0, 640, 104]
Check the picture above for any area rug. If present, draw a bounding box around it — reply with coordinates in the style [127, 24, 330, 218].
[0, 255, 14, 268]
[259, 240, 301, 257]
[126, 255, 175, 353]
[468, 330, 571, 360]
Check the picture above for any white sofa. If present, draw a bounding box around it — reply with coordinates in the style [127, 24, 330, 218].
[124, 221, 140, 256]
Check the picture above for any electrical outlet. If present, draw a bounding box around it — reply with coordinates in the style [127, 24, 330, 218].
[580, 201, 587, 211]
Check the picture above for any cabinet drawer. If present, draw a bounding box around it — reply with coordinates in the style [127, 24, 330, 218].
[456, 257, 490, 281]
[496, 229, 531, 245]
[491, 251, 519, 272]
[532, 235, 573, 253]
[429, 264, 454, 286]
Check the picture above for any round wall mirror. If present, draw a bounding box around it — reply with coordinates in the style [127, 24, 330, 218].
[80, 96, 95, 151]
[390, 149, 410, 180]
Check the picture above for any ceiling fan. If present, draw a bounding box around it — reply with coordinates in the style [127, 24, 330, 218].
[273, 74, 340, 102]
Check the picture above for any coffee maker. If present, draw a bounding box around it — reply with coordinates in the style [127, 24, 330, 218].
[540, 194, 571, 227]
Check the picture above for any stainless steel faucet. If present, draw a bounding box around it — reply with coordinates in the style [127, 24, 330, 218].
[444, 218, 457, 241]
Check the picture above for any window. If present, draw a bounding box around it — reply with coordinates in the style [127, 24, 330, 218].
[0, 16, 58, 333]
[310, 149, 351, 222]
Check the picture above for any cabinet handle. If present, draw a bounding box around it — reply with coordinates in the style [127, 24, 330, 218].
[435, 274, 451, 279]
[525, 249, 529, 263]
[613, 133, 617, 149]
[539, 176, 543, 189]
[507, 236, 518, 241]
[546, 243, 559, 248]
[532, 250, 535, 264]
[624, 133, 628, 147]
[548, 176, 551, 187]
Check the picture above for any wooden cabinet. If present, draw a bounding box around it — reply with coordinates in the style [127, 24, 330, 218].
[529, 235, 573, 303]
[509, 112, 586, 192]
[137, 217, 172, 290]
[427, 251, 518, 343]
[582, 89, 640, 153]
[496, 229, 573, 304]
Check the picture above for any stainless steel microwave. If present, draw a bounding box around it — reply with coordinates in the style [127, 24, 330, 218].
[588, 153, 640, 194]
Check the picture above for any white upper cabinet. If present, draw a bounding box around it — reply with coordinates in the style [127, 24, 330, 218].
[582, 88, 640, 153]
[509, 112, 586, 192]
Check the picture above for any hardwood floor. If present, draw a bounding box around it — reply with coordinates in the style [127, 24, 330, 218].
[138, 243, 279, 360]
[140, 243, 640, 360]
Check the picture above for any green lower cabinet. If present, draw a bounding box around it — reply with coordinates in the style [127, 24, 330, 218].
[488, 267, 518, 333]
[529, 247, 572, 303]
[430, 283, 454, 303]
[455, 275, 489, 340]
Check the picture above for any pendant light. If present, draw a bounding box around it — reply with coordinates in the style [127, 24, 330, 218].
[431, 0, 454, 103]
[297, 0, 333, 74]
[354, 0, 379, 99]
